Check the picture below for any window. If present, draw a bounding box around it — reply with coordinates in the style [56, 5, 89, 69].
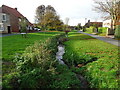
[2, 14, 6, 21]
[0, 23, 4, 31]
[19, 18, 21, 22]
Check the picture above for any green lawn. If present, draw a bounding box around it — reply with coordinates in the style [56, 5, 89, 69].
[2, 32, 61, 61]
[2, 31, 61, 76]
[63, 31, 119, 88]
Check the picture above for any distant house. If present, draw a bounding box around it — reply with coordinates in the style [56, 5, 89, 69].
[85, 20, 103, 28]
[103, 16, 120, 28]
[116, 16, 120, 25]
[0, 5, 33, 33]
[103, 19, 111, 28]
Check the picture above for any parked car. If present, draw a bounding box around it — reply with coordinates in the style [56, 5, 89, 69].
[34, 28, 38, 30]
[34, 28, 41, 31]
[37, 28, 41, 31]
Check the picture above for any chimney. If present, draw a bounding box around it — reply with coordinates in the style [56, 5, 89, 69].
[15, 8, 17, 10]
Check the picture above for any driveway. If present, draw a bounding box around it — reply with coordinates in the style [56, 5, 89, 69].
[78, 31, 120, 47]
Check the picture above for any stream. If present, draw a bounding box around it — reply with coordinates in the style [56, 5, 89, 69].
[56, 42, 89, 88]
[56, 44, 65, 65]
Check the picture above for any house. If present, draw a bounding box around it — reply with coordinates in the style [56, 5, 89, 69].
[103, 16, 120, 28]
[85, 20, 103, 28]
[0, 5, 33, 33]
[0, 7, 10, 33]
[116, 16, 120, 25]
[103, 19, 111, 28]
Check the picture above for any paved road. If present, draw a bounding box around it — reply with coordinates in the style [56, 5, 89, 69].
[0, 33, 21, 37]
[78, 31, 120, 47]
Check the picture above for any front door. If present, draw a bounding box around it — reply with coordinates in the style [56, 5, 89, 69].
[7, 26, 11, 33]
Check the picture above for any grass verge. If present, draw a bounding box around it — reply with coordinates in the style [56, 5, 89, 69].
[63, 31, 119, 88]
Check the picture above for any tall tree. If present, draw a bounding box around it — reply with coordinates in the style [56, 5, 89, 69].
[93, 0, 120, 30]
[35, 5, 63, 31]
[77, 23, 82, 30]
[35, 5, 45, 23]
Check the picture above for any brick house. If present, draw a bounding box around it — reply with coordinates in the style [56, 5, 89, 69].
[0, 6, 10, 33]
[85, 20, 103, 28]
[0, 5, 33, 33]
[116, 16, 120, 25]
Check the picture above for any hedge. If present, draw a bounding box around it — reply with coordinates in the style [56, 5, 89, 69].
[115, 25, 120, 38]
[98, 27, 107, 33]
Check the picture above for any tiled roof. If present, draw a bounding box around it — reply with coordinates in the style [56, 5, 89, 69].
[2, 5, 33, 26]
[2, 5, 24, 18]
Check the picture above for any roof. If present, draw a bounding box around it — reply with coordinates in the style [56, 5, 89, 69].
[2, 5, 24, 18]
[90, 22, 103, 24]
[1, 5, 33, 26]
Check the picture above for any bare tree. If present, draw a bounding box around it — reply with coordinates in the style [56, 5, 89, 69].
[93, 0, 120, 30]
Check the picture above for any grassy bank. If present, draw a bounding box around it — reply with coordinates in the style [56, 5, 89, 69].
[2, 32, 61, 61]
[2, 31, 62, 77]
[3, 33, 80, 88]
[63, 31, 119, 88]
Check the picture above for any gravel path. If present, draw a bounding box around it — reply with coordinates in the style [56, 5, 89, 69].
[78, 31, 120, 47]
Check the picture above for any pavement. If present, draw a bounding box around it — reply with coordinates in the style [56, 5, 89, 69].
[0, 33, 21, 37]
[78, 31, 120, 47]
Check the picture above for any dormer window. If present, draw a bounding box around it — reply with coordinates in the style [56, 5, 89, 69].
[2, 14, 6, 21]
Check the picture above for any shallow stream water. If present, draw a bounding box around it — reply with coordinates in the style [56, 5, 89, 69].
[56, 44, 65, 64]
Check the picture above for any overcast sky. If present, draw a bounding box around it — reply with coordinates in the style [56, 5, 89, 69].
[0, 0, 103, 26]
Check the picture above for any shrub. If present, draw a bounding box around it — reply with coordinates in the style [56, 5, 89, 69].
[86, 26, 95, 33]
[98, 27, 107, 34]
[12, 38, 57, 88]
[115, 25, 120, 38]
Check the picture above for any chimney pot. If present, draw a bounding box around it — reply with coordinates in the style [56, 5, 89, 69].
[15, 8, 17, 10]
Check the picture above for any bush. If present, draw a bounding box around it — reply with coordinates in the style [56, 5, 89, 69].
[9, 38, 57, 88]
[115, 25, 120, 38]
[98, 27, 107, 33]
[86, 26, 95, 33]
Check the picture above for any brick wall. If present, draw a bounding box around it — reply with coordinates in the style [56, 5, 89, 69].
[2, 6, 20, 33]
[10, 14, 19, 32]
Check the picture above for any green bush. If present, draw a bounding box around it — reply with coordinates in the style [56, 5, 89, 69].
[98, 27, 107, 33]
[4, 38, 57, 88]
[115, 25, 120, 38]
[85, 26, 95, 33]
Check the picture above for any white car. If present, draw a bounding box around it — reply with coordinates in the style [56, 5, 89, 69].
[37, 28, 41, 31]
[34, 28, 38, 30]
